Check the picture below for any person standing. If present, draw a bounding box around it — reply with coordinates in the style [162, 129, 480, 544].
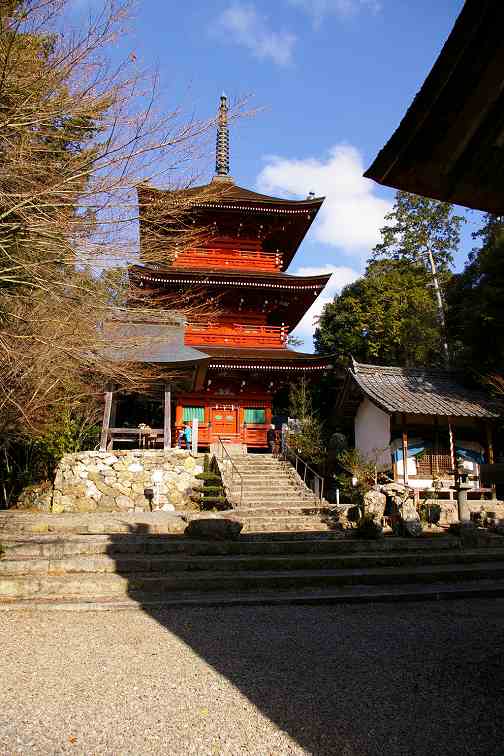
[184, 421, 192, 450]
[267, 424, 276, 456]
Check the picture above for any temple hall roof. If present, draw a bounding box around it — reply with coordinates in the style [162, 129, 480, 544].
[364, 0, 504, 214]
[347, 361, 499, 419]
[100, 312, 209, 365]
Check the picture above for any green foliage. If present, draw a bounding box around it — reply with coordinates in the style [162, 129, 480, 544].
[288, 378, 325, 464]
[0, 406, 100, 508]
[315, 259, 447, 367]
[35, 407, 100, 462]
[333, 449, 376, 508]
[371, 191, 464, 271]
[447, 214, 504, 374]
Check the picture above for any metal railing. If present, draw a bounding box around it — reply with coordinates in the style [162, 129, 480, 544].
[280, 441, 325, 501]
[215, 436, 244, 508]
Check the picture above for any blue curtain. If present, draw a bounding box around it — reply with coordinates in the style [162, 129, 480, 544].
[455, 444, 485, 464]
[391, 438, 431, 462]
[391, 438, 485, 464]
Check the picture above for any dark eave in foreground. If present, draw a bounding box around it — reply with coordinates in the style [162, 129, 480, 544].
[364, 0, 504, 214]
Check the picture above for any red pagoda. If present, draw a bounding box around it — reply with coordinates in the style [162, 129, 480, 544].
[130, 95, 332, 449]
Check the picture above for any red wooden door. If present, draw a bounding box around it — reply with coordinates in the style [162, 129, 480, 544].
[210, 405, 238, 441]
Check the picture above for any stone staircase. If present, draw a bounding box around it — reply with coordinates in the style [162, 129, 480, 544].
[2, 514, 504, 607]
[217, 453, 332, 532]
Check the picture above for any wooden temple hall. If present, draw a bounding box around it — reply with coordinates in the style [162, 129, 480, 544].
[100, 95, 332, 451]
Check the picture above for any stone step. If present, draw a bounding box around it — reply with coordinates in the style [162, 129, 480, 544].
[1, 533, 479, 559]
[237, 460, 291, 465]
[226, 478, 302, 486]
[3, 561, 504, 601]
[227, 487, 308, 497]
[224, 471, 298, 478]
[0, 511, 187, 536]
[227, 464, 290, 471]
[235, 489, 313, 495]
[5, 579, 504, 611]
[3, 548, 504, 578]
[237, 500, 320, 509]
[231, 505, 332, 516]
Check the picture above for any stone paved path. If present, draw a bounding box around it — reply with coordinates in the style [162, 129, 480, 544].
[1, 598, 503, 755]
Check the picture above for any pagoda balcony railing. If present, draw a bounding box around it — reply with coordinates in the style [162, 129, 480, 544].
[185, 322, 288, 348]
[172, 247, 283, 272]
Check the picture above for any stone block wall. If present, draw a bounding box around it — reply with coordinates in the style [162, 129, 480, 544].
[18, 450, 204, 514]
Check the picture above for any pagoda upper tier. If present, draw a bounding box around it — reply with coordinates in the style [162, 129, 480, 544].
[132, 94, 330, 360]
[137, 181, 324, 272]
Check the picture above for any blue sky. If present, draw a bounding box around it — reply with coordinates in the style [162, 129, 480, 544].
[74, 0, 477, 348]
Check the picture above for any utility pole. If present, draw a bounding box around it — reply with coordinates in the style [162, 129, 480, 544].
[426, 248, 450, 366]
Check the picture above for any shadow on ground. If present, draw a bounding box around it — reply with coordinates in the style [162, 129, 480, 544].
[107, 524, 504, 756]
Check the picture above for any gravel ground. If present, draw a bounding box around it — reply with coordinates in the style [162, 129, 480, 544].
[0, 598, 503, 756]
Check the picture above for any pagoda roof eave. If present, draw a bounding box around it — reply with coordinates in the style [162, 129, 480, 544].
[202, 346, 334, 371]
[129, 264, 331, 291]
[137, 182, 324, 212]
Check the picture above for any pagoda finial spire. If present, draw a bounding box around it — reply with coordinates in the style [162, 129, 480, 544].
[215, 93, 231, 180]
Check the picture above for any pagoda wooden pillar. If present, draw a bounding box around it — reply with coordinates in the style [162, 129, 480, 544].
[100, 386, 114, 451]
[164, 384, 172, 450]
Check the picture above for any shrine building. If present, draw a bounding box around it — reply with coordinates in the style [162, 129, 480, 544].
[124, 95, 332, 450]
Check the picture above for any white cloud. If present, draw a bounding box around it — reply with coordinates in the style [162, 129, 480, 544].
[290, 264, 361, 350]
[257, 144, 391, 257]
[288, 0, 381, 26]
[217, 3, 296, 66]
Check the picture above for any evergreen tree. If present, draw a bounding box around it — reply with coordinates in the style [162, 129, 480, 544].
[288, 378, 325, 464]
[315, 259, 445, 367]
[316, 191, 465, 368]
[370, 191, 464, 271]
[447, 214, 504, 374]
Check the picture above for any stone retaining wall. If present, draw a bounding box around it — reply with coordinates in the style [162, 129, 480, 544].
[16, 450, 203, 514]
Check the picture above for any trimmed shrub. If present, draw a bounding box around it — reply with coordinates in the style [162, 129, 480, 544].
[192, 455, 228, 511]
